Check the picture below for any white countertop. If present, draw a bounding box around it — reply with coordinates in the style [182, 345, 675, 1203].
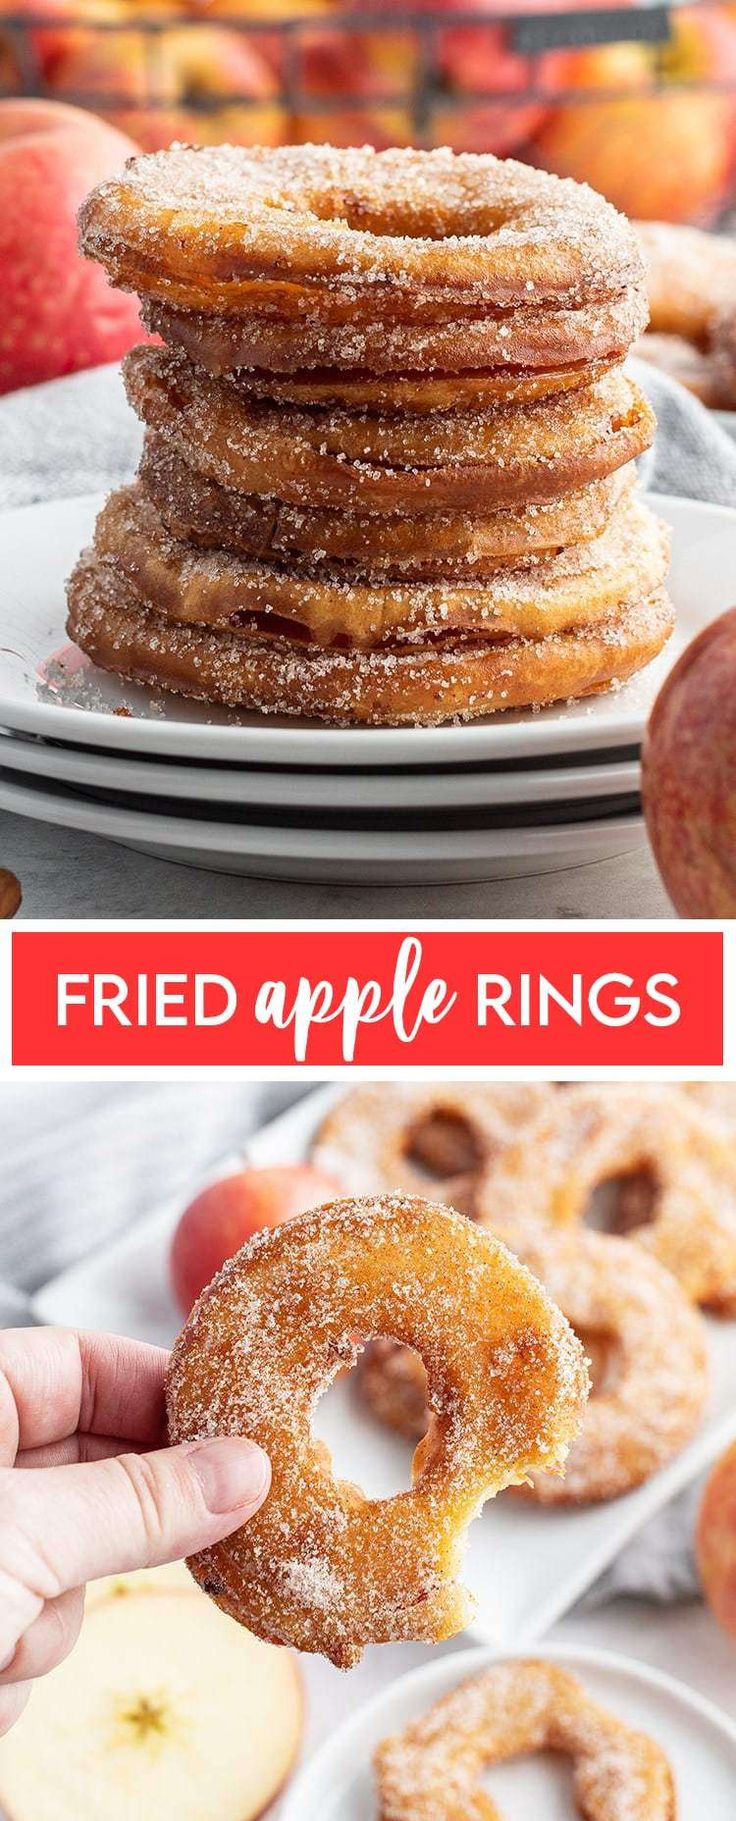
[0, 809, 671, 919]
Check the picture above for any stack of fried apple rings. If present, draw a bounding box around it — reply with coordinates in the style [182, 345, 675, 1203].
[68, 144, 673, 728]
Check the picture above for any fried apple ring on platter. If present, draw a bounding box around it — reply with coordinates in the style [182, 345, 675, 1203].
[124, 347, 655, 513]
[66, 560, 674, 727]
[165, 1196, 588, 1668]
[93, 483, 669, 651]
[80, 144, 644, 312]
[635, 219, 736, 346]
[634, 331, 724, 408]
[476, 1085, 736, 1311]
[375, 1658, 676, 1821]
[141, 435, 635, 577]
[711, 302, 736, 409]
[311, 1084, 554, 1215]
[142, 290, 647, 380]
[360, 1227, 708, 1504]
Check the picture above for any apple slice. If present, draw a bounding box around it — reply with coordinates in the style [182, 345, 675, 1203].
[85, 1560, 194, 1609]
[0, 1591, 303, 1821]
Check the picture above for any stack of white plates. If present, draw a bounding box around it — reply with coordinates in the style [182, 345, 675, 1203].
[0, 490, 733, 882]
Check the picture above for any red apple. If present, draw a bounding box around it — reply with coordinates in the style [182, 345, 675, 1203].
[170, 1163, 343, 1313]
[533, 6, 736, 224]
[40, 7, 280, 151]
[0, 98, 143, 393]
[641, 607, 736, 917]
[696, 1441, 736, 1638]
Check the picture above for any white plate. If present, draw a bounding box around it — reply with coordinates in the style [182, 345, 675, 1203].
[31, 1087, 736, 1653]
[0, 766, 646, 883]
[0, 491, 732, 767]
[0, 728, 641, 811]
[281, 1642, 736, 1821]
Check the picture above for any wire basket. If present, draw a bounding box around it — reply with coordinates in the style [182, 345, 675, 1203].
[1, 2, 735, 220]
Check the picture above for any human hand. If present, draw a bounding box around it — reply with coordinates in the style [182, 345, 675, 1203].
[0, 1326, 270, 1735]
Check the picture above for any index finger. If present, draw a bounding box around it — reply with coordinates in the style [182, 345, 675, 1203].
[0, 1329, 170, 1466]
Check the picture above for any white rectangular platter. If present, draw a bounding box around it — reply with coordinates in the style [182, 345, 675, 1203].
[31, 1085, 736, 1649]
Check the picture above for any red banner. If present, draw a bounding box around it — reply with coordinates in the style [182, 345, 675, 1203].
[10, 930, 723, 1067]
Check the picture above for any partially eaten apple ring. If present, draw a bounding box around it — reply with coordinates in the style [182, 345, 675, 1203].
[375, 1658, 676, 1819]
[165, 1195, 588, 1668]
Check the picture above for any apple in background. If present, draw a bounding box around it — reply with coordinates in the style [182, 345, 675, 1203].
[436, 11, 550, 157]
[38, 4, 281, 151]
[696, 1441, 736, 1639]
[0, 1587, 303, 1821]
[533, 5, 736, 223]
[170, 1161, 342, 1312]
[641, 607, 736, 917]
[0, 98, 143, 394]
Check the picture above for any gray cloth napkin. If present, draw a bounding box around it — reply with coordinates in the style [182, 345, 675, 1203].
[0, 1082, 704, 1611]
[0, 354, 733, 512]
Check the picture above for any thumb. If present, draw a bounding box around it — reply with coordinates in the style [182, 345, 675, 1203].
[1, 1438, 271, 1598]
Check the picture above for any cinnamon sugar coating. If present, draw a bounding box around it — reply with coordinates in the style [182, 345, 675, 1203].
[476, 1085, 736, 1311]
[66, 558, 674, 727]
[124, 346, 655, 513]
[165, 1196, 588, 1667]
[312, 1084, 556, 1215]
[80, 144, 644, 309]
[375, 1658, 676, 1819]
[69, 141, 667, 725]
[90, 482, 669, 651]
[142, 293, 645, 381]
[141, 434, 635, 577]
[362, 1227, 708, 1505]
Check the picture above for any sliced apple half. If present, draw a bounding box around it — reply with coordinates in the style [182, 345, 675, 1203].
[85, 1561, 194, 1609]
[0, 1590, 303, 1821]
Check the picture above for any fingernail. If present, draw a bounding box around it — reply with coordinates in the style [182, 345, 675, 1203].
[184, 1437, 271, 1513]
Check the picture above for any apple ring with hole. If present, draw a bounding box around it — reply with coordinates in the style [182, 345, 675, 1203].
[165, 1196, 588, 1668]
[360, 1227, 708, 1504]
[124, 347, 655, 514]
[142, 291, 646, 382]
[476, 1085, 736, 1311]
[66, 560, 675, 728]
[140, 435, 635, 577]
[310, 1084, 554, 1215]
[90, 483, 670, 652]
[80, 144, 644, 312]
[375, 1658, 676, 1821]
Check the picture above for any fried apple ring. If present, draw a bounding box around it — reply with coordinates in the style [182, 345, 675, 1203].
[711, 303, 736, 409]
[220, 357, 620, 413]
[141, 435, 635, 576]
[311, 1084, 554, 1215]
[142, 290, 647, 379]
[635, 220, 736, 346]
[164, 1196, 588, 1668]
[375, 1658, 676, 1819]
[92, 483, 669, 651]
[124, 347, 655, 513]
[361, 1228, 708, 1505]
[634, 331, 723, 408]
[476, 1085, 736, 1311]
[81, 144, 643, 312]
[66, 559, 674, 727]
